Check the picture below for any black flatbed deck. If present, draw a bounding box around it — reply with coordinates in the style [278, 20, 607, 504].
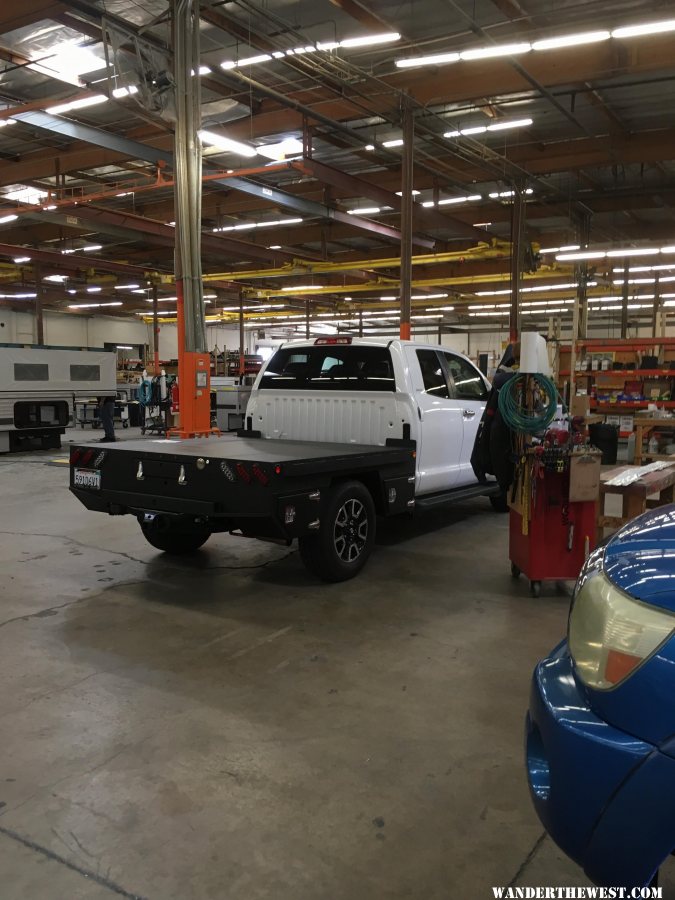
[80, 434, 409, 469]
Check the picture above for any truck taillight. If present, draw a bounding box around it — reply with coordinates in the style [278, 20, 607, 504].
[569, 566, 675, 689]
[251, 464, 268, 485]
[236, 463, 251, 484]
[70, 447, 82, 465]
[80, 449, 95, 466]
[314, 336, 352, 345]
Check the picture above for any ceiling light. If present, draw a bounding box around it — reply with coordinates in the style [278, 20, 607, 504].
[0, 292, 37, 299]
[86, 286, 102, 293]
[396, 52, 460, 69]
[67, 289, 77, 294]
[0, 214, 18, 224]
[317, 41, 340, 51]
[347, 206, 381, 215]
[340, 32, 400, 48]
[396, 190, 421, 196]
[238, 54, 273, 66]
[539, 244, 581, 253]
[116, 345, 133, 350]
[112, 85, 139, 98]
[44, 274, 67, 282]
[220, 60, 236, 70]
[0, 119, 16, 128]
[473, 222, 492, 227]
[46, 94, 108, 115]
[487, 117, 533, 132]
[281, 285, 316, 292]
[257, 138, 304, 161]
[213, 216, 302, 233]
[82, 244, 102, 252]
[414, 293, 449, 300]
[364, 144, 375, 151]
[69, 301, 122, 309]
[532, 31, 610, 51]
[269, 245, 282, 250]
[132, 289, 147, 294]
[438, 193, 482, 205]
[382, 138, 404, 148]
[612, 19, 675, 39]
[460, 42, 531, 61]
[198, 130, 257, 157]
[114, 283, 140, 290]
[13, 256, 30, 263]
[556, 251, 606, 261]
[606, 247, 660, 258]
[42, 205, 57, 211]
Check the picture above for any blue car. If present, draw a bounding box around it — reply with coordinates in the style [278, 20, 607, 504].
[526, 505, 675, 887]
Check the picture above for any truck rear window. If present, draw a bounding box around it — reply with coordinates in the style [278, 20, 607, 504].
[260, 345, 395, 392]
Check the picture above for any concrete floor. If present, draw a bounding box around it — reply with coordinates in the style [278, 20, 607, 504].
[0, 427, 672, 899]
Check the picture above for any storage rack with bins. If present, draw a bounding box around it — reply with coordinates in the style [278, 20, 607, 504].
[558, 338, 675, 439]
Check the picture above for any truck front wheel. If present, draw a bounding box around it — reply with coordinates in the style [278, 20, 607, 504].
[139, 517, 211, 554]
[299, 480, 376, 582]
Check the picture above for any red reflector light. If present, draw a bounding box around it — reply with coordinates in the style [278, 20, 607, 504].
[274, 465, 282, 476]
[252, 464, 269, 485]
[70, 447, 82, 465]
[605, 649, 642, 685]
[80, 449, 95, 466]
[314, 336, 352, 345]
[236, 463, 251, 483]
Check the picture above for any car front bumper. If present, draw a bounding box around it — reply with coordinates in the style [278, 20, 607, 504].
[526, 641, 675, 886]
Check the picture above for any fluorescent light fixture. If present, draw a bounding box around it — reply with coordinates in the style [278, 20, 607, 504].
[42, 205, 57, 211]
[213, 216, 302, 233]
[396, 190, 421, 196]
[0, 292, 37, 299]
[364, 144, 375, 151]
[116, 345, 133, 350]
[612, 19, 675, 39]
[87, 286, 102, 293]
[257, 138, 303, 161]
[13, 256, 30, 263]
[396, 52, 460, 69]
[44, 274, 67, 282]
[112, 85, 139, 98]
[606, 247, 660, 258]
[0, 214, 18, 224]
[198, 130, 257, 157]
[317, 41, 340, 51]
[114, 283, 140, 290]
[556, 251, 606, 261]
[268, 245, 282, 250]
[46, 94, 108, 115]
[382, 138, 404, 148]
[82, 244, 102, 252]
[438, 193, 482, 205]
[460, 42, 531, 61]
[539, 244, 581, 253]
[69, 301, 122, 309]
[238, 54, 273, 66]
[473, 222, 492, 227]
[340, 32, 400, 48]
[272, 51, 286, 59]
[132, 289, 148, 294]
[532, 31, 610, 51]
[347, 206, 381, 215]
[281, 285, 316, 292]
[487, 117, 533, 131]
[220, 60, 236, 70]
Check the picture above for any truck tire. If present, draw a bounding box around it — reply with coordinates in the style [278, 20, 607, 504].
[139, 518, 210, 554]
[299, 480, 376, 582]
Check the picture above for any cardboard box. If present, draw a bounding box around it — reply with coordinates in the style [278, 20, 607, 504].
[571, 395, 591, 417]
[569, 452, 602, 502]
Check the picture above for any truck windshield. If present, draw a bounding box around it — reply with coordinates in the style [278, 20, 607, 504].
[260, 345, 395, 392]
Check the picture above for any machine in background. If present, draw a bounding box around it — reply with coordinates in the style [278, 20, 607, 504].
[0, 344, 116, 452]
[211, 376, 252, 432]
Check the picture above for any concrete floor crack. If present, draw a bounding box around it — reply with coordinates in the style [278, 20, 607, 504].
[507, 830, 548, 887]
[0, 824, 147, 900]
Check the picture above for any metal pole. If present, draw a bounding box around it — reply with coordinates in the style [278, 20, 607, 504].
[653, 273, 660, 339]
[239, 293, 245, 378]
[509, 184, 525, 343]
[621, 257, 630, 338]
[399, 97, 414, 341]
[34, 262, 44, 344]
[359, 310, 363, 337]
[305, 299, 310, 338]
[152, 282, 159, 374]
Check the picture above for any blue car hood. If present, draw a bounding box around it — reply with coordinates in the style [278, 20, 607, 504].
[604, 505, 675, 611]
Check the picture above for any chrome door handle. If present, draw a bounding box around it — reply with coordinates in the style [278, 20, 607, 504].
[462, 409, 476, 418]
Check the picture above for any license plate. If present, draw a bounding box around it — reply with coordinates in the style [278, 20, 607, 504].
[73, 468, 101, 489]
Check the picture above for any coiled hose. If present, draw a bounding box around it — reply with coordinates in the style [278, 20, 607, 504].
[497, 372, 559, 434]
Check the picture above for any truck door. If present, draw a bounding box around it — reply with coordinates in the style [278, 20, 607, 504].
[439, 351, 489, 486]
[406, 347, 463, 494]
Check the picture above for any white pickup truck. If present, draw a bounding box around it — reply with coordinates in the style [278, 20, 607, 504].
[69, 337, 503, 582]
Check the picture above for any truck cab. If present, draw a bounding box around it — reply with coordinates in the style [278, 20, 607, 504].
[246, 337, 490, 496]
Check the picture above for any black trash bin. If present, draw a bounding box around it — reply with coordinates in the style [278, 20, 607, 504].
[589, 422, 619, 465]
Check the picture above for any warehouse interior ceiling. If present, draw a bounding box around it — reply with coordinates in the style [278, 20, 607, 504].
[1, 0, 675, 335]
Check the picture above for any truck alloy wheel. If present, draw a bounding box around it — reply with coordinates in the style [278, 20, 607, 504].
[299, 480, 376, 582]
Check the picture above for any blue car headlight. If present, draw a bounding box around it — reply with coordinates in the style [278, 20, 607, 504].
[569, 556, 675, 690]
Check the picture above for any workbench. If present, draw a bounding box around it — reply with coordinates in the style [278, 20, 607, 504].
[597, 462, 675, 540]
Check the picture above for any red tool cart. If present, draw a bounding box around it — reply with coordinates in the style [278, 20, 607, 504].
[509, 444, 600, 597]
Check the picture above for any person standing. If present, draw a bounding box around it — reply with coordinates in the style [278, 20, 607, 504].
[97, 395, 116, 442]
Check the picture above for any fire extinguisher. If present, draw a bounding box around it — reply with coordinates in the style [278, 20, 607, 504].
[171, 381, 180, 413]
